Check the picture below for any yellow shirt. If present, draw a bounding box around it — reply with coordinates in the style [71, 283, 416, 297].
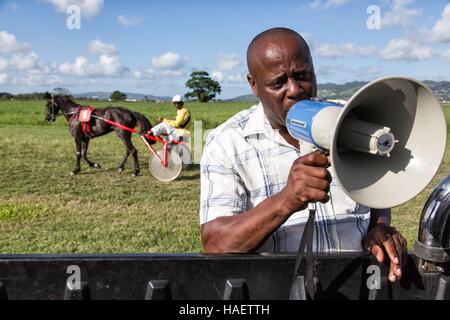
[163, 107, 191, 129]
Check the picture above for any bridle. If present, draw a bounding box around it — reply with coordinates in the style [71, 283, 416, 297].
[48, 96, 60, 121]
[47, 95, 79, 121]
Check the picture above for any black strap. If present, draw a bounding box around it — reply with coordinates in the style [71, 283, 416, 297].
[289, 204, 316, 300]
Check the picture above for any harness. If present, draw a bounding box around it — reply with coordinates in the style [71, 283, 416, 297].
[48, 98, 96, 139]
[78, 106, 96, 138]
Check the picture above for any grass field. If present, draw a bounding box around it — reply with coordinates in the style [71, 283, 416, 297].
[0, 99, 449, 253]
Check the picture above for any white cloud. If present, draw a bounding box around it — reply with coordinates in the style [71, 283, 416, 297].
[316, 65, 381, 82]
[342, 44, 377, 57]
[430, 4, 450, 43]
[382, 0, 422, 28]
[309, 0, 350, 10]
[18, 73, 65, 86]
[87, 39, 117, 56]
[117, 15, 143, 28]
[132, 52, 187, 80]
[160, 69, 185, 77]
[58, 56, 91, 76]
[217, 53, 240, 71]
[312, 41, 377, 59]
[132, 68, 156, 80]
[228, 73, 244, 83]
[98, 54, 124, 76]
[381, 38, 434, 61]
[365, 66, 381, 75]
[0, 73, 9, 84]
[0, 58, 8, 71]
[58, 53, 126, 77]
[151, 52, 185, 70]
[57, 39, 126, 77]
[0, 30, 31, 53]
[443, 49, 450, 63]
[211, 70, 224, 82]
[42, 0, 103, 18]
[9, 51, 41, 70]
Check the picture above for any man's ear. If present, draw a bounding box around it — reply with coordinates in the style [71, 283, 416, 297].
[247, 74, 259, 98]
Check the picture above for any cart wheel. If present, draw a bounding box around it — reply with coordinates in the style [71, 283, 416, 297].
[172, 143, 192, 169]
[149, 150, 182, 181]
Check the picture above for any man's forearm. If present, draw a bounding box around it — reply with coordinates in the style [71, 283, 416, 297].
[201, 192, 295, 253]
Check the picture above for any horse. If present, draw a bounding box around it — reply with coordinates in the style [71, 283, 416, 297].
[44, 92, 155, 176]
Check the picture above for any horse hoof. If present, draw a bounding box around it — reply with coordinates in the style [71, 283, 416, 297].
[118, 168, 125, 173]
[70, 171, 78, 176]
[132, 172, 140, 177]
[93, 163, 101, 169]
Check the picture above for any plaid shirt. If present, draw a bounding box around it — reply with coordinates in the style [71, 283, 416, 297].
[200, 103, 371, 252]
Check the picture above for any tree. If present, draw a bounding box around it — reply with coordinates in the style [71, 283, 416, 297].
[53, 87, 71, 96]
[111, 90, 127, 101]
[185, 71, 221, 103]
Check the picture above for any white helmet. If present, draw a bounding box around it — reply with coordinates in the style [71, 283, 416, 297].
[172, 94, 183, 103]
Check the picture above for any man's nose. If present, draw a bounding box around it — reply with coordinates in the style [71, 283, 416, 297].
[286, 78, 305, 100]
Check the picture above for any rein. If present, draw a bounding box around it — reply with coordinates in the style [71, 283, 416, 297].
[48, 96, 80, 122]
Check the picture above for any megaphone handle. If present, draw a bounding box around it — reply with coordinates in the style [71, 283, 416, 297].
[306, 203, 316, 299]
[290, 202, 317, 300]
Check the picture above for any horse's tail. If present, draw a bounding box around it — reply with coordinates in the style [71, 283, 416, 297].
[134, 111, 156, 145]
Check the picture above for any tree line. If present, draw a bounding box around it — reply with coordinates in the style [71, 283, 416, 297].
[1, 70, 223, 102]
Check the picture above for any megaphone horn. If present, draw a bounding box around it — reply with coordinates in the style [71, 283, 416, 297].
[286, 77, 447, 209]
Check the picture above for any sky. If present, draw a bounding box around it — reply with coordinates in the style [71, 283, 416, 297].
[0, 0, 450, 99]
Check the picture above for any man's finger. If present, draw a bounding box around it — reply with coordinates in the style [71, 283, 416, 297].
[392, 234, 405, 278]
[303, 186, 329, 203]
[371, 245, 384, 263]
[388, 262, 398, 282]
[382, 237, 399, 265]
[302, 175, 330, 191]
[299, 152, 329, 167]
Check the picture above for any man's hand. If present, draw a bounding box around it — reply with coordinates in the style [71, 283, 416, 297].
[279, 151, 331, 213]
[363, 224, 407, 282]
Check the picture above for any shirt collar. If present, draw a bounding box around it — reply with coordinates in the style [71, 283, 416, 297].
[242, 102, 266, 137]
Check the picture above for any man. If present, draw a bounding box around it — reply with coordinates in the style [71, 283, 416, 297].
[147, 94, 191, 141]
[199, 28, 407, 283]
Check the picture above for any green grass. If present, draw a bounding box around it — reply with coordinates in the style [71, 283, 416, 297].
[0, 100, 250, 253]
[0, 100, 448, 253]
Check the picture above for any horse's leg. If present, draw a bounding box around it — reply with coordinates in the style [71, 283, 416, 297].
[81, 139, 101, 169]
[116, 131, 140, 176]
[71, 138, 82, 176]
[117, 130, 131, 173]
[130, 139, 140, 177]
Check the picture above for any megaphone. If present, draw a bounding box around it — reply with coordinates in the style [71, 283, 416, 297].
[286, 77, 447, 209]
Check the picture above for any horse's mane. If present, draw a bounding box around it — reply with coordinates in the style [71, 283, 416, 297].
[54, 95, 80, 108]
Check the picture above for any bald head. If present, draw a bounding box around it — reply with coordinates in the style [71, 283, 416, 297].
[247, 28, 312, 78]
[245, 28, 317, 132]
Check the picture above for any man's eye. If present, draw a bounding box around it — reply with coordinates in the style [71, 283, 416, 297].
[272, 81, 284, 89]
[295, 71, 311, 80]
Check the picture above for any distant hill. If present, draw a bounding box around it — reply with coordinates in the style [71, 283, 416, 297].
[72, 91, 171, 101]
[317, 80, 450, 102]
[225, 94, 258, 103]
[65, 80, 450, 103]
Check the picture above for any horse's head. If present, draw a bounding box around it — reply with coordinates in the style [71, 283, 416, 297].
[44, 92, 61, 122]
